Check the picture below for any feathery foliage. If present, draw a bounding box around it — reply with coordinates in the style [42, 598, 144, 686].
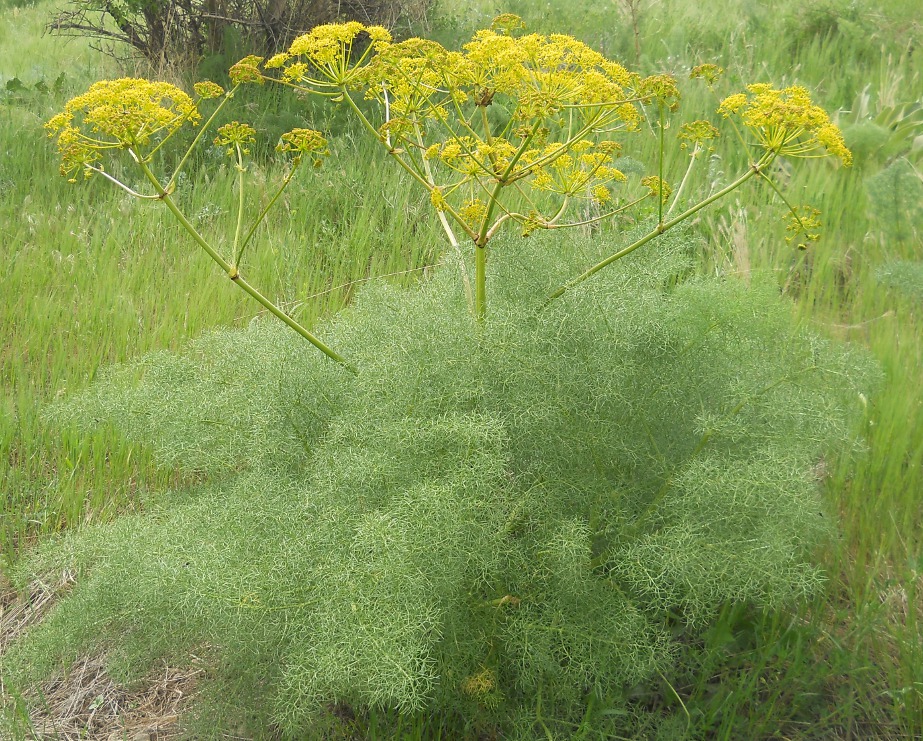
[4, 229, 875, 737]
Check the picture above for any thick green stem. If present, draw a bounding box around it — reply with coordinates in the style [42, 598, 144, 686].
[475, 243, 487, 321]
[545, 157, 772, 305]
[135, 156, 356, 373]
[471, 120, 545, 320]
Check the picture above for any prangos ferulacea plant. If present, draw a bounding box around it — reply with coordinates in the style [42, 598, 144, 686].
[13, 15, 874, 739]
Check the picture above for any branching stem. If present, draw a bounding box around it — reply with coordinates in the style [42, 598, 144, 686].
[544, 154, 775, 305]
[134, 154, 355, 373]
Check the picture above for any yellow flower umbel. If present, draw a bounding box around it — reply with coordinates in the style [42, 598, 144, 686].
[276, 22, 392, 90]
[690, 63, 724, 86]
[784, 205, 823, 250]
[193, 80, 225, 100]
[276, 128, 329, 167]
[677, 120, 720, 150]
[214, 121, 257, 157]
[641, 176, 672, 204]
[718, 84, 852, 165]
[45, 78, 200, 180]
[43, 75, 355, 372]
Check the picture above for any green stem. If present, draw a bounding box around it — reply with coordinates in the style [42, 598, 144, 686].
[545, 193, 649, 232]
[545, 156, 772, 305]
[665, 143, 700, 217]
[84, 164, 162, 199]
[237, 160, 301, 263]
[756, 168, 809, 231]
[479, 105, 498, 169]
[166, 85, 239, 191]
[471, 120, 545, 320]
[134, 155, 355, 373]
[475, 242, 487, 321]
[232, 142, 245, 263]
[657, 104, 665, 226]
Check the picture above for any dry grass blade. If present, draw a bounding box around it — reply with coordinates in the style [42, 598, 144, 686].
[2, 574, 203, 740]
[0, 571, 75, 657]
[24, 656, 203, 741]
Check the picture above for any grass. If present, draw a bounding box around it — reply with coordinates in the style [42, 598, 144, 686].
[1, 0, 921, 736]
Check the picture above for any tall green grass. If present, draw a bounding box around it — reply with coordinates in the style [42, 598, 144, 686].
[2, 0, 921, 736]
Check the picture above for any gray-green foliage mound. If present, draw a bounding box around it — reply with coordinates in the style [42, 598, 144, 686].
[6, 230, 873, 737]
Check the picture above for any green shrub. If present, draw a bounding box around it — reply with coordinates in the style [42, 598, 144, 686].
[865, 158, 923, 244]
[4, 228, 875, 737]
[875, 260, 923, 301]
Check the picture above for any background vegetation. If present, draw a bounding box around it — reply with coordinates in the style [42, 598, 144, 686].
[1, 0, 921, 737]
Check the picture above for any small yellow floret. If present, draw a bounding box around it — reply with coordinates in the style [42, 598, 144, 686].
[229, 55, 265, 84]
[430, 186, 447, 211]
[592, 185, 612, 204]
[690, 64, 723, 85]
[641, 175, 671, 203]
[193, 80, 224, 99]
[264, 53, 290, 69]
[214, 121, 257, 156]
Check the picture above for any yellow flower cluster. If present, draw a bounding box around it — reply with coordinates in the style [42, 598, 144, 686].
[453, 28, 642, 125]
[635, 73, 681, 111]
[378, 117, 415, 143]
[263, 16, 645, 136]
[425, 136, 518, 177]
[276, 128, 327, 155]
[460, 665, 502, 708]
[461, 667, 496, 697]
[365, 38, 454, 119]
[784, 205, 823, 249]
[214, 121, 256, 157]
[193, 80, 225, 99]
[459, 198, 488, 225]
[526, 140, 627, 200]
[276, 128, 329, 166]
[430, 186, 448, 211]
[678, 119, 720, 149]
[718, 84, 851, 165]
[45, 78, 199, 179]
[690, 63, 724, 85]
[490, 12, 526, 34]
[229, 55, 265, 85]
[641, 176, 672, 203]
[277, 22, 392, 88]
